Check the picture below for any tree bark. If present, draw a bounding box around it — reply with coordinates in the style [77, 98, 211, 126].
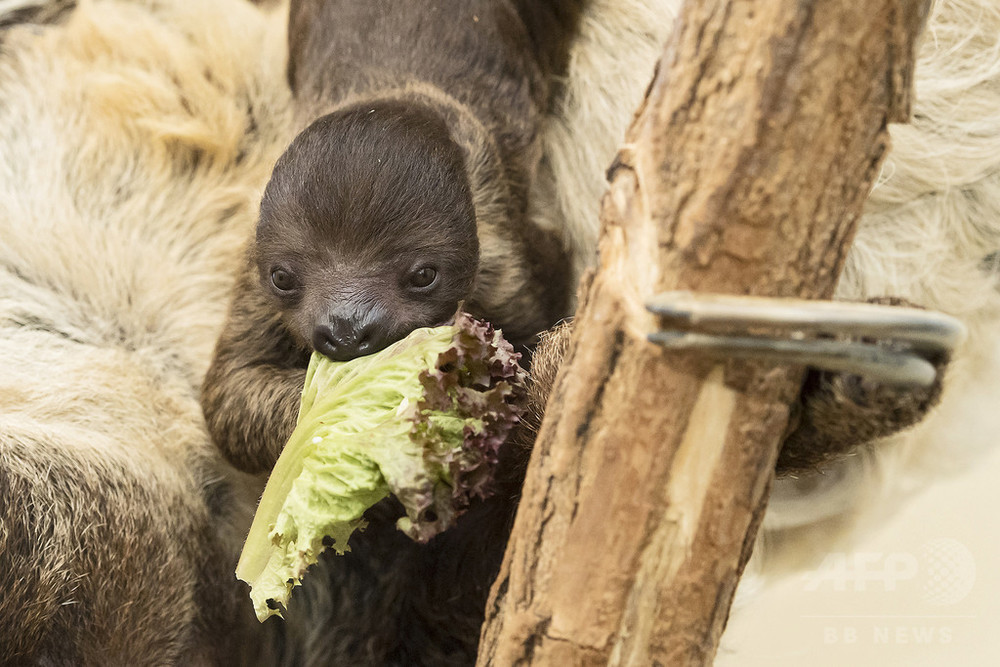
[477, 0, 930, 665]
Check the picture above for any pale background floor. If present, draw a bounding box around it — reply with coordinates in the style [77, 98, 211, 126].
[719, 444, 1000, 665]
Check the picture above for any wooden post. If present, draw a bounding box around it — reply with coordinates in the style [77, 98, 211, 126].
[477, 0, 930, 664]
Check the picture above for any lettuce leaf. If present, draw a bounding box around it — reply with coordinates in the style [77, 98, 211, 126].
[235, 313, 527, 621]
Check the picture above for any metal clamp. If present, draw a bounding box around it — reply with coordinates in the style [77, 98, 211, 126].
[646, 292, 966, 387]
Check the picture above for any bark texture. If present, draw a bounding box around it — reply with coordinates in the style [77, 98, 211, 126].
[477, 0, 930, 664]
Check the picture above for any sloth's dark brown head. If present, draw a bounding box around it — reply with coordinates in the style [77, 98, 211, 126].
[256, 101, 479, 361]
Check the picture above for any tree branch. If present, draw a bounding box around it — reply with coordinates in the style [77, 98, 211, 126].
[478, 0, 930, 664]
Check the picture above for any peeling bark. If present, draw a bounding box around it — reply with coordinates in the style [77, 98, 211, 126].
[478, 0, 930, 664]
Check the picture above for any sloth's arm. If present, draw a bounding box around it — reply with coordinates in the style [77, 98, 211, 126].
[775, 296, 949, 473]
[523, 304, 947, 477]
[201, 264, 307, 475]
[775, 361, 945, 473]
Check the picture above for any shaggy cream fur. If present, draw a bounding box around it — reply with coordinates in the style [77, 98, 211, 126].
[0, 0, 293, 661]
[2, 0, 999, 661]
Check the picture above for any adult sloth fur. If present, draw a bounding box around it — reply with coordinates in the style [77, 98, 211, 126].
[2, 0, 1000, 664]
[0, 0, 295, 662]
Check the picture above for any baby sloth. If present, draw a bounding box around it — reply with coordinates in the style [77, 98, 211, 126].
[202, 0, 573, 474]
[257, 103, 480, 362]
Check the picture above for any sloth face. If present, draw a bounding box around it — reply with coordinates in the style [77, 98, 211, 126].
[255, 101, 479, 361]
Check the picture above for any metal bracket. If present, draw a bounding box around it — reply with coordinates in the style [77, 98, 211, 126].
[646, 292, 966, 387]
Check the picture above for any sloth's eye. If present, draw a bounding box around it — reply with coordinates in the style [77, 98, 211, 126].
[409, 267, 438, 289]
[270, 268, 298, 293]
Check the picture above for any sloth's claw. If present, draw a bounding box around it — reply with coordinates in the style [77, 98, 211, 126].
[645, 292, 965, 387]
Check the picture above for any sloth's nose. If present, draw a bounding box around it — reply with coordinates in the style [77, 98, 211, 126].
[312, 316, 391, 361]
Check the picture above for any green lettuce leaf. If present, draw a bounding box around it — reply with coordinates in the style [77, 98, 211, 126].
[235, 313, 527, 621]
